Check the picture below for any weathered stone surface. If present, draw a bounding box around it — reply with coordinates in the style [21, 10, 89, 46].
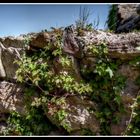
[117, 4, 138, 24]
[118, 64, 140, 97]
[29, 32, 50, 49]
[62, 26, 140, 60]
[0, 81, 25, 114]
[0, 122, 7, 135]
[0, 47, 6, 78]
[80, 30, 140, 60]
[0, 42, 23, 80]
[116, 15, 140, 33]
[0, 113, 9, 135]
[1, 36, 25, 48]
[45, 96, 100, 134]
[62, 25, 81, 58]
[1, 48, 22, 80]
[116, 4, 140, 33]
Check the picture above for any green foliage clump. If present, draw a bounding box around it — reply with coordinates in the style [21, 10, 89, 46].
[10, 35, 93, 135]
[124, 94, 140, 135]
[75, 6, 91, 30]
[85, 42, 126, 134]
[81, 128, 95, 135]
[75, 6, 96, 36]
[129, 56, 140, 68]
[123, 56, 140, 136]
[6, 34, 127, 135]
[4, 108, 54, 136]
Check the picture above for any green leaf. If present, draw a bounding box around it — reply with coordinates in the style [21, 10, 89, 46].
[32, 70, 39, 76]
[114, 95, 121, 105]
[17, 75, 23, 83]
[106, 67, 113, 78]
[26, 115, 31, 120]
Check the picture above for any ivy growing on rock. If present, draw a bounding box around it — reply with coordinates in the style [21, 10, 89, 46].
[83, 42, 126, 135]
[123, 93, 140, 135]
[123, 57, 140, 136]
[4, 31, 128, 135]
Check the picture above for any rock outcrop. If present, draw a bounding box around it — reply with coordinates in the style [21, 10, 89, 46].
[0, 27, 140, 135]
[0, 81, 25, 115]
[0, 39, 23, 80]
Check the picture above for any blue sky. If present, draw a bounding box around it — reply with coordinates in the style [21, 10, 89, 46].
[0, 4, 110, 37]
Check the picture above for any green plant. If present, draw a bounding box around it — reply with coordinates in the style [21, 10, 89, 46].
[57, 110, 71, 133]
[9, 30, 128, 135]
[123, 92, 140, 135]
[23, 36, 32, 49]
[135, 75, 140, 86]
[129, 56, 140, 67]
[46, 97, 72, 133]
[12, 34, 94, 134]
[4, 107, 55, 136]
[75, 6, 95, 36]
[85, 42, 126, 135]
[122, 56, 140, 136]
[50, 27, 64, 37]
[75, 6, 91, 30]
[93, 15, 100, 30]
[106, 4, 117, 31]
[85, 23, 93, 31]
[81, 128, 95, 135]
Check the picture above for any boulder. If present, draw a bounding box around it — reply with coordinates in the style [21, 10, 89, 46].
[45, 96, 100, 135]
[0, 41, 23, 80]
[0, 81, 25, 115]
[29, 32, 50, 49]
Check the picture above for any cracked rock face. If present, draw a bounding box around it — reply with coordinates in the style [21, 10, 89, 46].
[0, 81, 25, 114]
[45, 96, 100, 135]
[1, 47, 23, 80]
[0, 37, 24, 80]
